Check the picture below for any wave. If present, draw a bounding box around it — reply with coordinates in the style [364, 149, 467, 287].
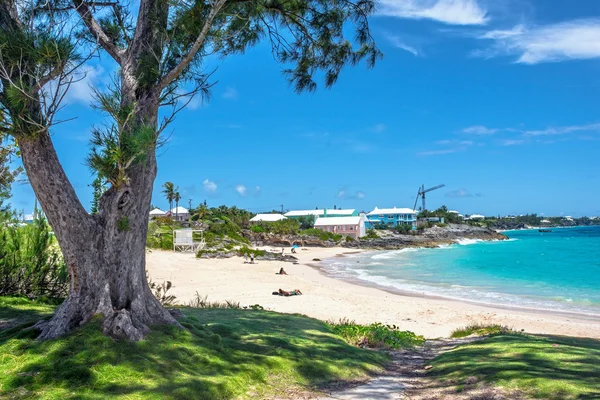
[371, 248, 418, 260]
[455, 238, 482, 246]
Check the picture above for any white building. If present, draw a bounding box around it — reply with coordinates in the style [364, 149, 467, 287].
[149, 208, 166, 219]
[167, 206, 190, 222]
[250, 213, 287, 222]
[314, 215, 366, 239]
[284, 209, 357, 218]
[467, 214, 485, 220]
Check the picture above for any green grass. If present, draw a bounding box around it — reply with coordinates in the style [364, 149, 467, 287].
[451, 323, 513, 338]
[0, 297, 388, 399]
[328, 319, 425, 349]
[0, 297, 56, 330]
[428, 333, 600, 400]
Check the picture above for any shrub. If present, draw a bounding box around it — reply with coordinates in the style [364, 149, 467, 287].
[451, 324, 514, 338]
[328, 319, 425, 349]
[362, 229, 379, 240]
[187, 292, 241, 309]
[395, 224, 413, 235]
[297, 215, 316, 230]
[269, 219, 301, 235]
[332, 234, 342, 242]
[0, 214, 68, 298]
[300, 228, 335, 241]
[345, 235, 355, 242]
[250, 225, 265, 233]
[436, 223, 448, 228]
[236, 246, 265, 258]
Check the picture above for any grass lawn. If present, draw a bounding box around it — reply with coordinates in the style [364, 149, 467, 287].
[428, 333, 600, 400]
[0, 297, 56, 330]
[0, 297, 388, 399]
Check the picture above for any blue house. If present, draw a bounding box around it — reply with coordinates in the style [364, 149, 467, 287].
[365, 207, 417, 229]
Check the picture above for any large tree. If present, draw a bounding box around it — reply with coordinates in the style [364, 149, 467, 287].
[0, 0, 380, 340]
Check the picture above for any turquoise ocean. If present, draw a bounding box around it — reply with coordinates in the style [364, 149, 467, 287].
[321, 226, 600, 315]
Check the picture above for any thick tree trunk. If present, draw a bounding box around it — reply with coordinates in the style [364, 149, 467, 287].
[19, 132, 179, 341]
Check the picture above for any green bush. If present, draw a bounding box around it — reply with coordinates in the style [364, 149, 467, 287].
[451, 323, 514, 338]
[300, 228, 336, 241]
[236, 246, 265, 258]
[268, 219, 301, 235]
[362, 229, 379, 240]
[328, 319, 425, 349]
[332, 234, 342, 242]
[250, 225, 265, 233]
[0, 214, 68, 298]
[395, 224, 413, 234]
[345, 235, 355, 242]
[436, 223, 448, 228]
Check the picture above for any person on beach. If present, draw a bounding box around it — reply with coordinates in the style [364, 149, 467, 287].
[250, 255, 255, 264]
[276, 268, 288, 275]
[276, 288, 302, 296]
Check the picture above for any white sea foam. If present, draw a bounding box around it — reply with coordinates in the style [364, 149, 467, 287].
[455, 238, 482, 245]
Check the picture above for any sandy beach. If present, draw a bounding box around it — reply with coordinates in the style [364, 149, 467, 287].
[146, 247, 600, 339]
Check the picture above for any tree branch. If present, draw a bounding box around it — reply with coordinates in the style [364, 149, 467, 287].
[72, 0, 125, 63]
[155, 0, 227, 93]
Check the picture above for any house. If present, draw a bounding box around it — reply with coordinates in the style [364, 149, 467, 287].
[365, 207, 417, 228]
[313, 215, 366, 239]
[284, 208, 358, 219]
[540, 219, 551, 224]
[467, 214, 485, 221]
[250, 213, 287, 222]
[167, 206, 190, 222]
[149, 208, 166, 219]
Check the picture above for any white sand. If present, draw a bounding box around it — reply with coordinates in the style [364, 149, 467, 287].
[146, 248, 600, 339]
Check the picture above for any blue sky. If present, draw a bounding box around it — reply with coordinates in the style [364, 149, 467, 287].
[10, 0, 600, 217]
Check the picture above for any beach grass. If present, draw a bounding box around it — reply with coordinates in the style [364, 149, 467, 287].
[428, 333, 600, 399]
[0, 297, 387, 399]
[450, 323, 514, 338]
[328, 318, 425, 349]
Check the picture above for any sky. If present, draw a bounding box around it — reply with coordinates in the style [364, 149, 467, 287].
[9, 0, 600, 217]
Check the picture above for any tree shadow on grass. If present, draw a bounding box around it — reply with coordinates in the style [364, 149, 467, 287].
[0, 297, 55, 334]
[0, 307, 387, 400]
[426, 333, 600, 400]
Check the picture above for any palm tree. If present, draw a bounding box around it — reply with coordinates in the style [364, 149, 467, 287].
[162, 182, 175, 216]
[174, 191, 181, 221]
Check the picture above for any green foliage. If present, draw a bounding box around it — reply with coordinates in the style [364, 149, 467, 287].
[250, 225, 265, 233]
[236, 246, 265, 258]
[0, 139, 22, 209]
[186, 293, 241, 309]
[435, 223, 448, 228]
[362, 229, 379, 240]
[395, 224, 413, 234]
[0, 213, 68, 298]
[429, 333, 600, 400]
[267, 218, 301, 235]
[297, 215, 316, 230]
[0, 300, 387, 399]
[117, 216, 130, 232]
[89, 175, 107, 215]
[451, 324, 514, 338]
[328, 319, 425, 349]
[146, 222, 173, 250]
[300, 228, 336, 241]
[345, 235, 355, 242]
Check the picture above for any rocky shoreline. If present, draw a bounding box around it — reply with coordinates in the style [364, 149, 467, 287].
[243, 224, 507, 251]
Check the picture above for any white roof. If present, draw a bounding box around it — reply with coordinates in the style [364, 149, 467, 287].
[170, 206, 189, 214]
[149, 208, 166, 215]
[285, 210, 324, 217]
[540, 219, 551, 223]
[250, 213, 286, 222]
[284, 208, 355, 217]
[448, 210, 460, 214]
[314, 216, 362, 226]
[468, 214, 485, 219]
[367, 207, 416, 216]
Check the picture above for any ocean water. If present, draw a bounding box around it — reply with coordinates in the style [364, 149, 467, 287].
[321, 226, 600, 315]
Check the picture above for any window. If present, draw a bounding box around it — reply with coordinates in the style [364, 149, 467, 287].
[349, 226, 354, 230]
[388, 214, 394, 219]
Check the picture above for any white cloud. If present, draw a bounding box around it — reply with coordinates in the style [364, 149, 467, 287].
[478, 19, 600, 64]
[524, 123, 600, 136]
[336, 190, 346, 198]
[501, 139, 525, 146]
[378, 0, 489, 26]
[222, 87, 239, 100]
[337, 190, 366, 200]
[446, 188, 482, 198]
[65, 65, 105, 105]
[203, 179, 217, 192]
[418, 148, 460, 156]
[371, 123, 387, 133]
[355, 191, 366, 200]
[462, 125, 499, 135]
[384, 35, 420, 56]
[235, 185, 247, 196]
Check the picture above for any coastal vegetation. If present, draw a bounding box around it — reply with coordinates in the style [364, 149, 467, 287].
[0, 297, 388, 399]
[328, 319, 425, 349]
[428, 331, 600, 400]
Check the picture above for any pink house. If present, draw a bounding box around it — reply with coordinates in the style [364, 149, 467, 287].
[313, 216, 366, 239]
